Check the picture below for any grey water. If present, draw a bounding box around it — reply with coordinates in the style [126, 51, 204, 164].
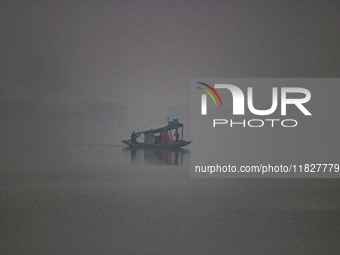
[1, 117, 340, 255]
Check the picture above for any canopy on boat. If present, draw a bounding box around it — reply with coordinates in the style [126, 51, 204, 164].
[135, 119, 183, 135]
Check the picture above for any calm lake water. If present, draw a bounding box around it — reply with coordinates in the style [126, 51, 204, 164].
[1, 118, 340, 254]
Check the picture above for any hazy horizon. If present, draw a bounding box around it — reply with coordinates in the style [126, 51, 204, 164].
[1, 1, 339, 122]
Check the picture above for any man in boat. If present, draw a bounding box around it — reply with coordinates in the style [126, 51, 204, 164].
[174, 129, 180, 141]
[131, 132, 138, 144]
[161, 129, 170, 143]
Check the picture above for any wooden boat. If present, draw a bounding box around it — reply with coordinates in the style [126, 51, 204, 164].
[122, 119, 192, 148]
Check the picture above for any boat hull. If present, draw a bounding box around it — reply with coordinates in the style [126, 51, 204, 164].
[121, 140, 191, 148]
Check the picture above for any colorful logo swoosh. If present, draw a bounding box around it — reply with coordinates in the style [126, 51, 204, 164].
[196, 82, 223, 106]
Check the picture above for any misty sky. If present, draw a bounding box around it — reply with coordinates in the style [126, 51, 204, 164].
[1, 0, 339, 118]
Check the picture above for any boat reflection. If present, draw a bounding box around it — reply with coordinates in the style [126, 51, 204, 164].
[125, 147, 189, 166]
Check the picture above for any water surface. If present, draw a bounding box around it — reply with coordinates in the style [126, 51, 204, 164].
[1, 118, 339, 254]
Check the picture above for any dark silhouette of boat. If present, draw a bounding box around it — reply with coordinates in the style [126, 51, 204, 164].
[122, 119, 192, 148]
